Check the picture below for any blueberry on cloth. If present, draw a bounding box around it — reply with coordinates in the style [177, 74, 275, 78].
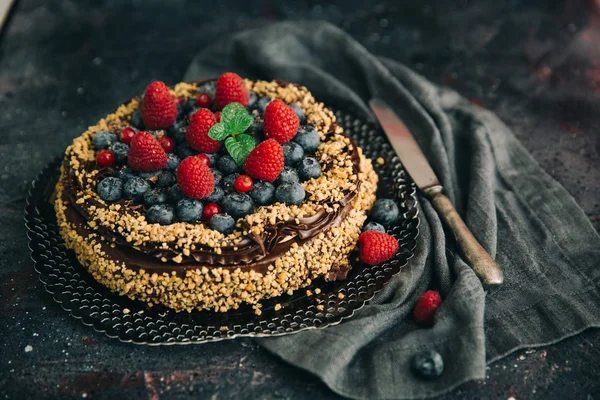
[146, 204, 175, 225]
[298, 157, 322, 181]
[209, 213, 236, 234]
[222, 193, 255, 220]
[276, 166, 300, 185]
[290, 103, 306, 124]
[282, 142, 304, 167]
[204, 186, 224, 203]
[97, 177, 123, 202]
[123, 176, 150, 200]
[156, 171, 176, 188]
[411, 350, 444, 379]
[217, 155, 240, 175]
[223, 173, 240, 193]
[293, 125, 320, 153]
[176, 198, 203, 222]
[111, 142, 129, 165]
[362, 221, 386, 233]
[117, 166, 136, 182]
[249, 181, 275, 206]
[92, 131, 118, 150]
[370, 198, 399, 226]
[275, 182, 305, 205]
[166, 153, 181, 171]
[169, 184, 184, 203]
[143, 188, 168, 206]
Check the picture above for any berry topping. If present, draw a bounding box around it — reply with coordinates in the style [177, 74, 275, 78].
[111, 142, 129, 165]
[158, 136, 174, 153]
[196, 154, 211, 167]
[168, 184, 184, 203]
[216, 155, 240, 175]
[117, 166, 136, 182]
[156, 170, 176, 187]
[293, 125, 321, 153]
[358, 231, 398, 265]
[141, 81, 178, 129]
[96, 149, 115, 167]
[234, 174, 253, 193]
[242, 139, 284, 182]
[176, 143, 198, 160]
[249, 181, 275, 206]
[282, 142, 304, 166]
[92, 131, 118, 150]
[202, 202, 221, 221]
[120, 127, 137, 144]
[215, 111, 222, 122]
[146, 204, 175, 225]
[264, 99, 300, 144]
[413, 290, 442, 327]
[204, 186, 224, 203]
[223, 173, 239, 193]
[276, 166, 299, 185]
[214, 72, 249, 109]
[196, 93, 212, 108]
[176, 155, 215, 199]
[166, 153, 181, 171]
[298, 157, 322, 181]
[209, 213, 236, 234]
[411, 350, 444, 379]
[186, 108, 221, 153]
[97, 177, 123, 202]
[176, 198, 204, 223]
[127, 131, 168, 172]
[362, 221, 386, 233]
[123, 176, 150, 200]
[370, 198, 399, 227]
[275, 182, 305, 205]
[143, 188, 168, 206]
[210, 168, 223, 186]
[222, 193, 255, 220]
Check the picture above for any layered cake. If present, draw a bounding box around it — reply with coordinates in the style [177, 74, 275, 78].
[54, 72, 400, 312]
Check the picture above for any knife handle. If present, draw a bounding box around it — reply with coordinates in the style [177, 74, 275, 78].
[424, 186, 504, 288]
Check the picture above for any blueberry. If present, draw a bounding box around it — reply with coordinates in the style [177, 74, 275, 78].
[247, 91, 258, 109]
[117, 166, 136, 182]
[169, 184, 184, 203]
[143, 188, 168, 206]
[209, 213, 236, 234]
[167, 121, 186, 144]
[204, 186, 224, 203]
[210, 168, 223, 187]
[222, 193, 255, 220]
[131, 109, 144, 129]
[176, 198, 203, 222]
[204, 153, 220, 167]
[275, 182, 305, 205]
[166, 153, 181, 171]
[282, 142, 304, 166]
[411, 350, 444, 379]
[298, 157, 322, 181]
[92, 131, 118, 150]
[146, 204, 175, 225]
[370, 199, 399, 227]
[176, 144, 198, 160]
[257, 96, 273, 114]
[97, 177, 123, 202]
[362, 221, 386, 233]
[123, 177, 150, 200]
[290, 104, 306, 123]
[198, 81, 216, 97]
[138, 171, 159, 180]
[111, 142, 129, 165]
[293, 125, 320, 153]
[183, 98, 197, 114]
[223, 173, 239, 193]
[276, 166, 299, 185]
[217, 155, 240, 175]
[156, 171, 176, 187]
[247, 118, 264, 138]
[249, 181, 275, 206]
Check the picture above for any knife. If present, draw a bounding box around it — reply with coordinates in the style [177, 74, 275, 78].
[369, 98, 503, 287]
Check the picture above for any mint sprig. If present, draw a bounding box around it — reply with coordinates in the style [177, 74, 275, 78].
[208, 102, 255, 165]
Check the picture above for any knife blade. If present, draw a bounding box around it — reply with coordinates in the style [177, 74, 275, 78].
[369, 98, 503, 287]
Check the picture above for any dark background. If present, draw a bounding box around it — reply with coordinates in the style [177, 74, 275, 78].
[1, 0, 599, 399]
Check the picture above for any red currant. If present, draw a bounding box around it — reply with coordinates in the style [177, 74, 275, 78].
[159, 136, 175, 153]
[234, 174, 253, 193]
[215, 111, 222, 122]
[96, 150, 115, 167]
[196, 93, 212, 108]
[196, 154, 210, 167]
[203, 203, 221, 221]
[120, 127, 136, 144]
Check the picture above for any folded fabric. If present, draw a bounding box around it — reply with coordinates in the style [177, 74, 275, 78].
[185, 21, 600, 400]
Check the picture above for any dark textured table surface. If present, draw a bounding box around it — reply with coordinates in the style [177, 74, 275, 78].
[1, 1, 599, 399]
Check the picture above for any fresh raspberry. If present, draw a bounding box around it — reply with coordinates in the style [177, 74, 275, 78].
[196, 93, 212, 108]
[214, 72, 249, 110]
[176, 156, 214, 199]
[413, 290, 442, 327]
[127, 131, 168, 172]
[234, 174, 253, 193]
[242, 139, 284, 182]
[196, 154, 211, 167]
[187, 108, 221, 153]
[141, 81, 177, 129]
[158, 136, 174, 153]
[96, 150, 114, 167]
[264, 99, 300, 144]
[358, 230, 398, 265]
[215, 111, 222, 122]
[120, 127, 136, 144]
[203, 203, 221, 221]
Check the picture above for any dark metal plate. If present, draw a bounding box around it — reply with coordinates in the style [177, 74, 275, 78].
[24, 108, 419, 345]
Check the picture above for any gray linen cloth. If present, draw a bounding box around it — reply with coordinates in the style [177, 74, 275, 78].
[185, 21, 600, 399]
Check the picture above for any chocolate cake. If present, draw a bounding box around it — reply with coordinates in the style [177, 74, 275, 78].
[54, 74, 385, 313]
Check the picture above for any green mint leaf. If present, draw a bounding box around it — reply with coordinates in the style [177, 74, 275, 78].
[208, 122, 228, 141]
[225, 134, 255, 166]
[222, 102, 254, 135]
